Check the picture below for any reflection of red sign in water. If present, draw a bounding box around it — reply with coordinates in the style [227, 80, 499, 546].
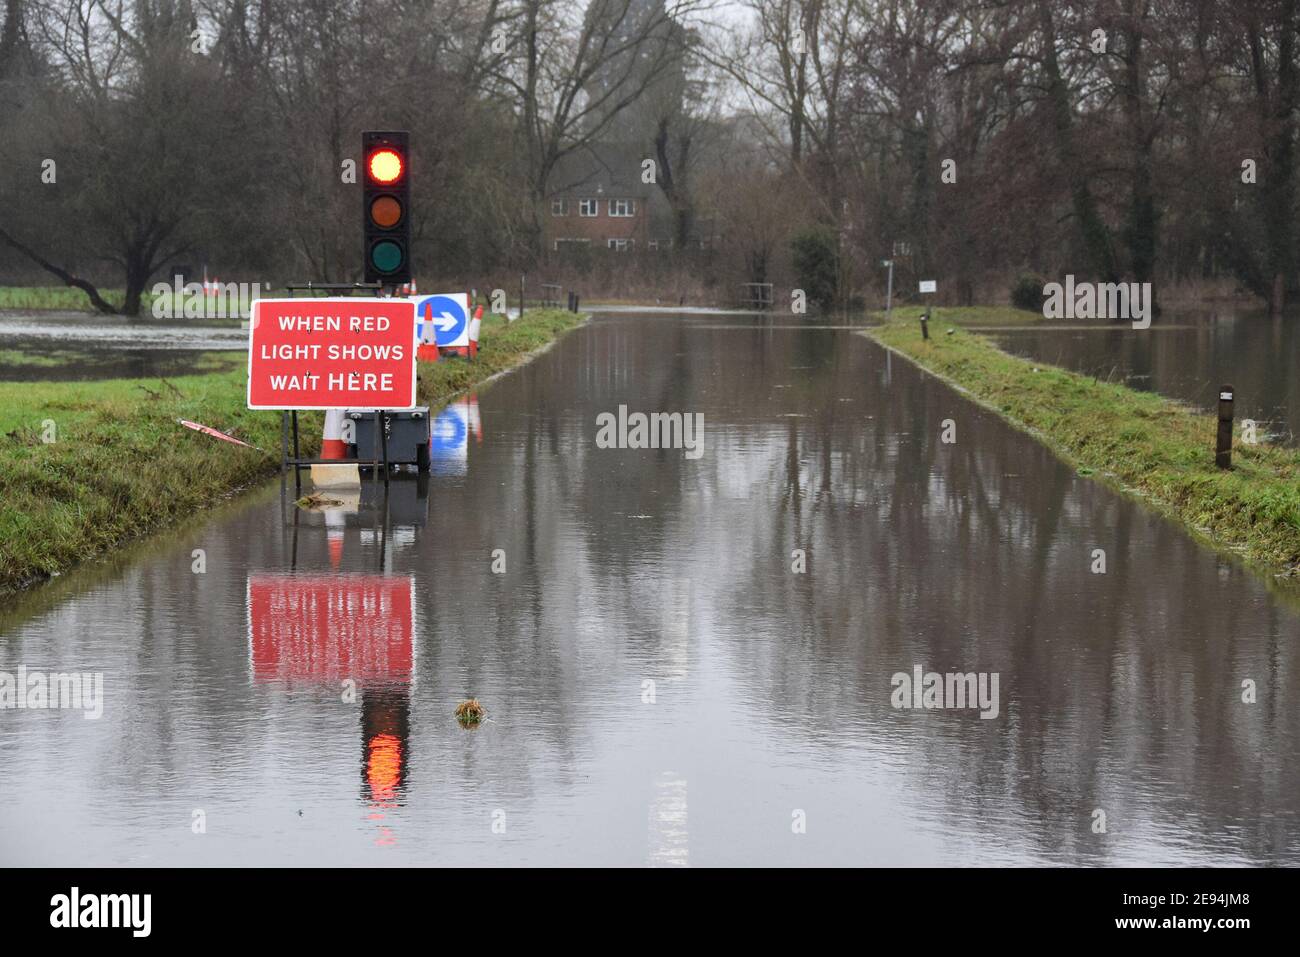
[246, 298, 417, 410]
[247, 575, 415, 683]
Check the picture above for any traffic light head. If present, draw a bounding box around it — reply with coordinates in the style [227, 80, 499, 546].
[362, 131, 411, 285]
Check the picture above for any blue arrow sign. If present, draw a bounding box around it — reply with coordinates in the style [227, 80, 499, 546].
[415, 295, 468, 347]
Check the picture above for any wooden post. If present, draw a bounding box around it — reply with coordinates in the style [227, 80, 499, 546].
[1216, 384, 1234, 469]
[519, 275, 525, 319]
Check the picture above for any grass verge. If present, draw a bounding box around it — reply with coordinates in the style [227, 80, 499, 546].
[0, 308, 585, 596]
[0, 286, 145, 312]
[868, 305, 1044, 326]
[869, 318, 1300, 577]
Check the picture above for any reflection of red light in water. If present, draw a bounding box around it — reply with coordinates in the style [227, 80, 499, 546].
[366, 733, 403, 803]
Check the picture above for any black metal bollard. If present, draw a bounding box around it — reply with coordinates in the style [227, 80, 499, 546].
[920, 307, 930, 341]
[1216, 384, 1234, 469]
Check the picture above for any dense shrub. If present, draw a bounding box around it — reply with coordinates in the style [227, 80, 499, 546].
[1011, 274, 1046, 312]
[790, 227, 839, 311]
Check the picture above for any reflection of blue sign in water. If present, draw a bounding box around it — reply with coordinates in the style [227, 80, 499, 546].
[430, 403, 469, 476]
[415, 294, 468, 347]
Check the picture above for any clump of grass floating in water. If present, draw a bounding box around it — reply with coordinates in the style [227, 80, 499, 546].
[455, 699, 485, 727]
[295, 492, 344, 509]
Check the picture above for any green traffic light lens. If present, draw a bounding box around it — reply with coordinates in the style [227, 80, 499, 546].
[370, 240, 403, 274]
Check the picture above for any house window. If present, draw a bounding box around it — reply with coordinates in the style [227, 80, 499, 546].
[609, 199, 635, 217]
[607, 238, 632, 251]
[579, 198, 599, 217]
[553, 238, 591, 251]
[551, 198, 568, 216]
[647, 239, 672, 251]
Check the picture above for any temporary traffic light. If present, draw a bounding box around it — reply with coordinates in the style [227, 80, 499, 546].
[362, 130, 411, 285]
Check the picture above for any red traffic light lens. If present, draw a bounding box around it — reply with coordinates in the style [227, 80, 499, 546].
[368, 149, 403, 184]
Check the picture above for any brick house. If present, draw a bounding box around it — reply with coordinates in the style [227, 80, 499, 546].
[544, 143, 677, 254]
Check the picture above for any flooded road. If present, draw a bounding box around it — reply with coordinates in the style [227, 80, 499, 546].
[2, 312, 1298, 866]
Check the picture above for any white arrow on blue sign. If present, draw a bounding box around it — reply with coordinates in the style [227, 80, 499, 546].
[430, 402, 469, 476]
[415, 293, 469, 347]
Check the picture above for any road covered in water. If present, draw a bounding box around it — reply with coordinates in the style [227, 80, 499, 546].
[1, 311, 1297, 866]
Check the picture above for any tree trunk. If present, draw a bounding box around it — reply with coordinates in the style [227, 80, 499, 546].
[1121, 10, 1157, 288]
[1264, 0, 1298, 315]
[0, 225, 120, 314]
[1038, 0, 1121, 284]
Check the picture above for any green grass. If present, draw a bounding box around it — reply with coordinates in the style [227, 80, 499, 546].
[870, 319, 1300, 578]
[0, 349, 68, 368]
[0, 285, 243, 317]
[0, 286, 146, 312]
[0, 308, 584, 595]
[870, 305, 1045, 326]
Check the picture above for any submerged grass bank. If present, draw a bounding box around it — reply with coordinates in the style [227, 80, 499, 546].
[869, 316, 1300, 577]
[0, 308, 584, 595]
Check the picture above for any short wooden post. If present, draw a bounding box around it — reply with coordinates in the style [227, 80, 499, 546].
[1216, 384, 1234, 469]
[519, 275, 525, 319]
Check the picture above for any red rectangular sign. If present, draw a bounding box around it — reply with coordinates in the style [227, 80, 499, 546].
[247, 298, 417, 410]
[247, 575, 416, 684]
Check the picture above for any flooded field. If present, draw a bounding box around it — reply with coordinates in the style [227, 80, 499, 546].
[0, 313, 246, 380]
[990, 309, 1300, 442]
[1, 312, 1297, 866]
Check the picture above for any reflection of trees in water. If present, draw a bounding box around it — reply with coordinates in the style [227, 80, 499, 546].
[703, 329, 1300, 863]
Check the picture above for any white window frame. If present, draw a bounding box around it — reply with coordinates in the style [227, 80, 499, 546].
[553, 238, 591, 251]
[579, 198, 599, 217]
[609, 199, 635, 217]
[647, 239, 672, 251]
[607, 238, 633, 251]
[551, 198, 568, 216]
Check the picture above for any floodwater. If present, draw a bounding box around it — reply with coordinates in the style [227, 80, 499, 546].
[1, 312, 1298, 866]
[0, 313, 246, 380]
[989, 309, 1300, 442]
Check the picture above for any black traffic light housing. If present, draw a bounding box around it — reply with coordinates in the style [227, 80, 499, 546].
[362, 130, 411, 286]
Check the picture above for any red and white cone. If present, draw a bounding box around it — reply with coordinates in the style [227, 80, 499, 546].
[468, 305, 483, 359]
[468, 394, 482, 444]
[326, 508, 345, 570]
[322, 409, 349, 460]
[311, 410, 360, 490]
[417, 301, 440, 362]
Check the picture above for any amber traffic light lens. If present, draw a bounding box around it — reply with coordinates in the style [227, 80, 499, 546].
[368, 148, 403, 184]
[370, 195, 402, 228]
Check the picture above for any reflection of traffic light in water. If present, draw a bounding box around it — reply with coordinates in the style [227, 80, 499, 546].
[362, 684, 411, 807]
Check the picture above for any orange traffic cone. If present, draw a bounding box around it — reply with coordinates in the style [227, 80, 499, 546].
[322, 409, 348, 459]
[417, 301, 440, 362]
[468, 394, 482, 444]
[326, 509, 345, 569]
